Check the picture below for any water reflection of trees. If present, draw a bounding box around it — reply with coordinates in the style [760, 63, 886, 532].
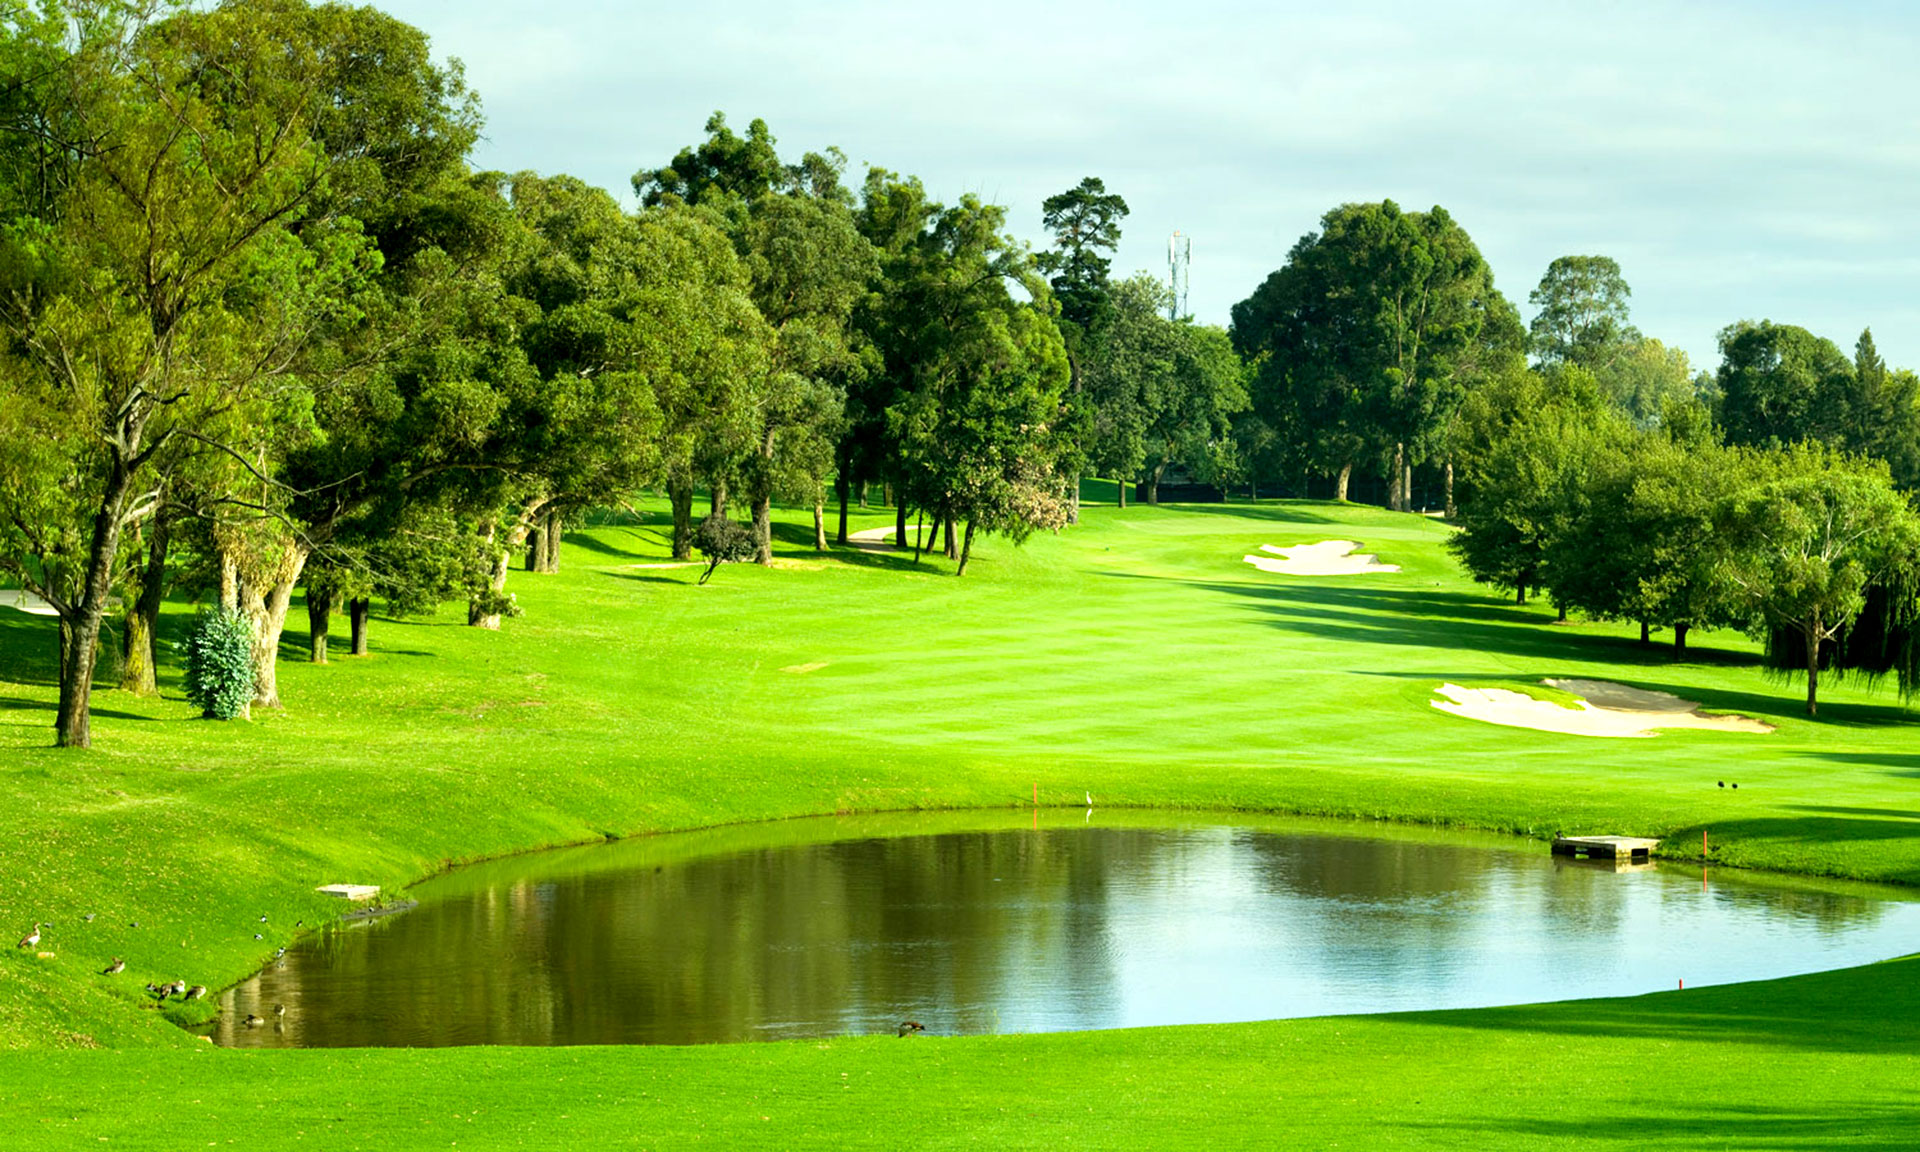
[216, 828, 1912, 1049]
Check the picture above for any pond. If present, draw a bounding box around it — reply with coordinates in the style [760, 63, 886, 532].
[213, 811, 1920, 1047]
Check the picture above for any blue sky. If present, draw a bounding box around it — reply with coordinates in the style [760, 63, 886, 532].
[374, 0, 1920, 373]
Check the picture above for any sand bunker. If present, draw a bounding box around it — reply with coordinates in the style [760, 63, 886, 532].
[1430, 681, 1774, 739]
[1243, 540, 1400, 577]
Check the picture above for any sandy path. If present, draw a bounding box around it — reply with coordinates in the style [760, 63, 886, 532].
[1430, 681, 1774, 738]
[1244, 540, 1400, 576]
[1, 590, 59, 616]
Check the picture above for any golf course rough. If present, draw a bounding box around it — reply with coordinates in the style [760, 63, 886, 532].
[1, 498, 1916, 1149]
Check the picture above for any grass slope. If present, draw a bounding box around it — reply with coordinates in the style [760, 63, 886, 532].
[1, 498, 1917, 1147]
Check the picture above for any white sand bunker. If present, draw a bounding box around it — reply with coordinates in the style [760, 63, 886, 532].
[1431, 680, 1775, 739]
[1243, 540, 1399, 577]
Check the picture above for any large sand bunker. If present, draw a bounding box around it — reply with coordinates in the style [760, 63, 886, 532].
[1430, 680, 1774, 739]
[1243, 540, 1400, 577]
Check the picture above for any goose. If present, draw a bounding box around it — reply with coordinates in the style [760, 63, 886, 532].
[165, 979, 187, 999]
[16, 924, 42, 949]
[896, 1020, 925, 1037]
[101, 958, 125, 976]
[273, 1004, 286, 1019]
[184, 985, 207, 1001]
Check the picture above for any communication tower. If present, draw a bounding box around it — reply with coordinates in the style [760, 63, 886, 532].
[1167, 231, 1191, 321]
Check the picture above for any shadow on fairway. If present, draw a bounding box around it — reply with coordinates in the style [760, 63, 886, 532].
[1804, 752, 1920, 778]
[0, 695, 161, 723]
[1412, 954, 1920, 1056]
[564, 531, 661, 561]
[1137, 501, 1340, 525]
[1415, 1100, 1920, 1149]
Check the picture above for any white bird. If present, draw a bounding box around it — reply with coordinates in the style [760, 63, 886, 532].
[1085, 792, 1093, 808]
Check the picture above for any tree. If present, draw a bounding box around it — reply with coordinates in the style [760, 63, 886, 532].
[1716, 321, 1857, 450]
[875, 194, 1072, 573]
[1086, 275, 1246, 504]
[693, 514, 755, 584]
[1719, 449, 1920, 715]
[1449, 367, 1626, 607]
[1231, 201, 1519, 510]
[0, 0, 379, 746]
[1527, 255, 1636, 369]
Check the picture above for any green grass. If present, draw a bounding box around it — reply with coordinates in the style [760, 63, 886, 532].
[2, 497, 1918, 1147]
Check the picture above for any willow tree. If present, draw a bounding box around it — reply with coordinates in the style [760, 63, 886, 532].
[1721, 449, 1920, 716]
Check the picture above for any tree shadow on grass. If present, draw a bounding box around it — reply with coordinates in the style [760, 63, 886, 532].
[1402, 954, 1920, 1056]
[565, 531, 662, 561]
[0, 695, 160, 722]
[0, 611, 58, 687]
[1802, 752, 1920, 778]
[1132, 501, 1339, 525]
[1407, 1100, 1920, 1149]
[1150, 576, 1716, 668]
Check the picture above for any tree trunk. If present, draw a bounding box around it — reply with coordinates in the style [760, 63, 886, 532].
[956, 519, 978, 576]
[751, 493, 773, 566]
[1674, 623, 1690, 655]
[895, 501, 909, 550]
[1335, 461, 1353, 503]
[1444, 459, 1456, 519]
[239, 544, 309, 710]
[1515, 579, 1527, 606]
[469, 520, 504, 630]
[835, 472, 850, 545]
[1404, 457, 1415, 512]
[1639, 620, 1650, 645]
[943, 515, 956, 560]
[1805, 620, 1821, 716]
[1117, 477, 1127, 509]
[1556, 601, 1568, 623]
[119, 513, 170, 697]
[1068, 477, 1081, 526]
[1147, 460, 1167, 505]
[1389, 443, 1407, 512]
[349, 598, 371, 656]
[541, 507, 561, 573]
[813, 495, 827, 551]
[218, 551, 239, 614]
[669, 477, 694, 561]
[709, 481, 727, 519]
[58, 452, 141, 748]
[524, 522, 543, 571]
[307, 584, 332, 665]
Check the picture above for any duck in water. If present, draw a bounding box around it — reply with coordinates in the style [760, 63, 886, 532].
[896, 1021, 925, 1037]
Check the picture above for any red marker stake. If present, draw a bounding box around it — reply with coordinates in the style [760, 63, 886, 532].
[1679, 979, 1684, 990]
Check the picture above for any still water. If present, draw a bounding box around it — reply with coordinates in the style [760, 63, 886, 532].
[214, 812, 1920, 1047]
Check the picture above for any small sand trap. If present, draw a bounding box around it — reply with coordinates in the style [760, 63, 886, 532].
[1243, 541, 1399, 577]
[1431, 681, 1774, 739]
[780, 662, 828, 674]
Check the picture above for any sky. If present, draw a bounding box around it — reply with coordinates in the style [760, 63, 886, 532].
[372, 0, 1920, 374]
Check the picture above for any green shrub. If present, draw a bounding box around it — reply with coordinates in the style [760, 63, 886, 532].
[183, 609, 255, 719]
[694, 515, 757, 584]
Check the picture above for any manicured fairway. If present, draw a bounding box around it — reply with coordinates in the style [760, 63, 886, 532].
[1, 499, 1916, 1147]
